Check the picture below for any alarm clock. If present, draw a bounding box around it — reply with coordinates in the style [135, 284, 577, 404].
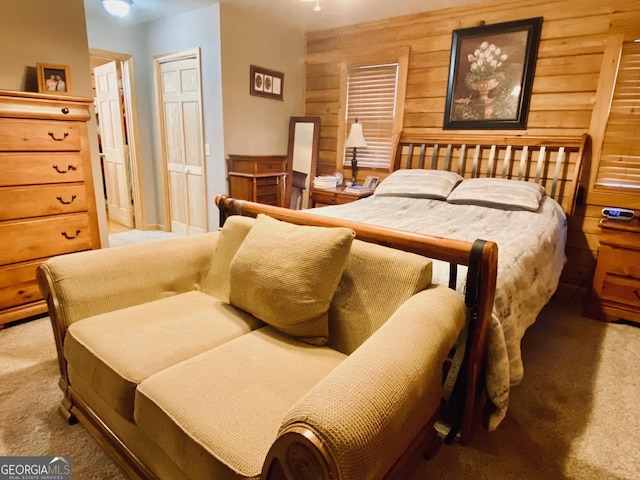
[602, 207, 635, 221]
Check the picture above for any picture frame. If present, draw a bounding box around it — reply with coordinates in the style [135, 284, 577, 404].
[443, 17, 543, 130]
[250, 65, 284, 101]
[36, 63, 72, 94]
[363, 175, 380, 189]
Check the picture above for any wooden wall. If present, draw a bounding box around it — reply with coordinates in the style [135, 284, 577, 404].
[303, 0, 640, 291]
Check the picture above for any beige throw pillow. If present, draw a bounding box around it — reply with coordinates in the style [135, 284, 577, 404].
[229, 215, 355, 345]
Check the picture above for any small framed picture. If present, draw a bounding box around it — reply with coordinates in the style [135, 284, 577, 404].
[36, 63, 71, 94]
[363, 175, 380, 189]
[250, 65, 284, 101]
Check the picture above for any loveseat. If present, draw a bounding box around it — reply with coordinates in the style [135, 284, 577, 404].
[38, 212, 468, 480]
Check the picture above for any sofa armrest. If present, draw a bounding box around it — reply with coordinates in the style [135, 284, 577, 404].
[262, 285, 466, 480]
[37, 232, 220, 331]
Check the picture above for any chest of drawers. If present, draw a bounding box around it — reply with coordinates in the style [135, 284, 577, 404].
[227, 155, 287, 207]
[584, 217, 640, 324]
[0, 90, 101, 327]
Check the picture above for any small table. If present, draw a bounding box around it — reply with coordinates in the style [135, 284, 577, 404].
[310, 185, 374, 208]
[584, 217, 640, 324]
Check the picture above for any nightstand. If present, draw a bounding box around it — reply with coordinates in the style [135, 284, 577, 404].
[310, 185, 373, 207]
[584, 217, 640, 324]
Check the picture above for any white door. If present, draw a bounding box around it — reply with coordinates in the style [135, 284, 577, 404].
[94, 61, 134, 228]
[158, 52, 207, 235]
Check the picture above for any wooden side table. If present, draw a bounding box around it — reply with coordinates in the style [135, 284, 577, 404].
[310, 186, 373, 208]
[584, 217, 640, 324]
[227, 155, 287, 207]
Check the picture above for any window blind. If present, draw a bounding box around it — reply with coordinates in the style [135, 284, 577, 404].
[595, 42, 640, 191]
[343, 63, 399, 169]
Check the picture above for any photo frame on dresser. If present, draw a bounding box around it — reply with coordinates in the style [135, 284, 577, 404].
[36, 63, 71, 94]
[250, 65, 284, 101]
[443, 17, 543, 130]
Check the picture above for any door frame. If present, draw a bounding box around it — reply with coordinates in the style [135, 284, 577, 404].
[89, 48, 147, 229]
[153, 47, 207, 233]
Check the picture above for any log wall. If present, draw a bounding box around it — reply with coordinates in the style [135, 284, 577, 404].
[303, 0, 640, 290]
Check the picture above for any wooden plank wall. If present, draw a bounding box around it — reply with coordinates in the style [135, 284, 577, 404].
[303, 0, 640, 291]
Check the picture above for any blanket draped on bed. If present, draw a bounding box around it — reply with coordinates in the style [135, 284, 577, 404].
[310, 195, 567, 429]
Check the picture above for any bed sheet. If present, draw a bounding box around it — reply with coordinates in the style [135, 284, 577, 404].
[309, 194, 567, 429]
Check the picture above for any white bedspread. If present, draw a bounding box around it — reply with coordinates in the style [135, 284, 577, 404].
[309, 195, 567, 429]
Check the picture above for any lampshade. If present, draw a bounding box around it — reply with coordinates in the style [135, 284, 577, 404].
[344, 122, 367, 148]
[103, 0, 132, 17]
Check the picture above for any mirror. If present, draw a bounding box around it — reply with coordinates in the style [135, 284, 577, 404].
[285, 116, 321, 209]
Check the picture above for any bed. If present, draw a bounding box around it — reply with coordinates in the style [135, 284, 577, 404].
[308, 133, 589, 431]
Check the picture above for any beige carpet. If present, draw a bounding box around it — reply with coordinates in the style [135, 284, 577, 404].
[1, 290, 638, 479]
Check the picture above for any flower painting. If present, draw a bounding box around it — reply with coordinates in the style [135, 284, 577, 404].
[443, 18, 543, 130]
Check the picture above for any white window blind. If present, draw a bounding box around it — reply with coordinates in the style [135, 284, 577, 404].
[343, 63, 399, 169]
[595, 42, 640, 191]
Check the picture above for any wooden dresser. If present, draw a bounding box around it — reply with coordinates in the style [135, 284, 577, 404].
[227, 154, 287, 207]
[0, 90, 101, 327]
[584, 217, 640, 324]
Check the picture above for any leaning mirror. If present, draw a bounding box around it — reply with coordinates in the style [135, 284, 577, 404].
[285, 116, 321, 209]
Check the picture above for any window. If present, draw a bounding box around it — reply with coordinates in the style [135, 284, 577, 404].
[594, 41, 640, 192]
[343, 63, 399, 170]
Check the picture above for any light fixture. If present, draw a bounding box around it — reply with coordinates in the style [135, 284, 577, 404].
[314, 0, 321, 12]
[344, 119, 367, 185]
[102, 0, 132, 17]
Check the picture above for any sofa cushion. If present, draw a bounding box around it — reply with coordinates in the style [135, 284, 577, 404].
[229, 214, 355, 346]
[64, 291, 262, 420]
[201, 215, 255, 302]
[135, 326, 347, 479]
[328, 239, 433, 355]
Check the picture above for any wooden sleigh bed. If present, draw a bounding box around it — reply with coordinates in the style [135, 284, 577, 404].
[217, 132, 589, 446]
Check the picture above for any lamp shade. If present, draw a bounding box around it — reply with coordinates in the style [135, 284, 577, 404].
[103, 0, 132, 17]
[344, 122, 367, 148]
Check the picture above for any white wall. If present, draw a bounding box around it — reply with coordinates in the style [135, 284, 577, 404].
[0, 0, 108, 246]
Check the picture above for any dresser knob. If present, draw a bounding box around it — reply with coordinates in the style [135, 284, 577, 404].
[56, 194, 77, 205]
[61, 107, 70, 114]
[48, 131, 69, 141]
[52, 164, 76, 174]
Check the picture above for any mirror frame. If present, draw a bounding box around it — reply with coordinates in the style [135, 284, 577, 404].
[285, 116, 321, 209]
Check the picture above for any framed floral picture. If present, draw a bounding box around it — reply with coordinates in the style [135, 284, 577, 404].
[443, 17, 543, 130]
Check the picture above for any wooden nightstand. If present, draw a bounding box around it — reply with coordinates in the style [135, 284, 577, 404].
[310, 186, 373, 207]
[584, 217, 640, 324]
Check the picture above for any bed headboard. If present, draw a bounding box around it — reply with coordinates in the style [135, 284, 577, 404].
[392, 133, 589, 215]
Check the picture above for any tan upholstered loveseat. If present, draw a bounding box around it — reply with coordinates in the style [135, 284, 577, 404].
[38, 213, 466, 480]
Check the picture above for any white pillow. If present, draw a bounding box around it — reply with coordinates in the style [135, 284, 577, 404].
[374, 169, 463, 200]
[446, 178, 545, 211]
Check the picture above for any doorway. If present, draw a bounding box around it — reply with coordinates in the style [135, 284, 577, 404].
[154, 48, 207, 235]
[89, 48, 145, 234]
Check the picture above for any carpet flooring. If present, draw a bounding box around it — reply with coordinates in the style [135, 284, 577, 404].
[1, 288, 638, 479]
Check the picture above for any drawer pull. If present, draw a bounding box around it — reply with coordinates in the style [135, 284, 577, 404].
[61, 230, 81, 240]
[52, 164, 76, 174]
[61, 107, 70, 114]
[56, 194, 77, 205]
[48, 131, 69, 141]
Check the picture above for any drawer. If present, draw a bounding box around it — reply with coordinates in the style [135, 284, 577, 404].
[0, 260, 44, 310]
[0, 213, 93, 265]
[256, 184, 280, 195]
[256, 160, 285, 174]
[598, 246, 640, 278]
[601, 274, 640, 309]
[256, 194, 279, 205]
[256, 176, 280, 187]
[0, 118, 82, 152]
[0, 153, 85, 186]
[0, 184, 87, 221]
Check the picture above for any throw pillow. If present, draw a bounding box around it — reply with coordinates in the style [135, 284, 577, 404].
[229, 214, 355, 345]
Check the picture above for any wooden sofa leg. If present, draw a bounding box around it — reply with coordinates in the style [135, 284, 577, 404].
[422, 428, 442, 460]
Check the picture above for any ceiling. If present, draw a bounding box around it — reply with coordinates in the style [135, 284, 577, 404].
[84, 0, 479, 32]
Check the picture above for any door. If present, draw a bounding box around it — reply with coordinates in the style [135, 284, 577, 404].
[94, 61, 134, 228]
[157, 51, 207, 235]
